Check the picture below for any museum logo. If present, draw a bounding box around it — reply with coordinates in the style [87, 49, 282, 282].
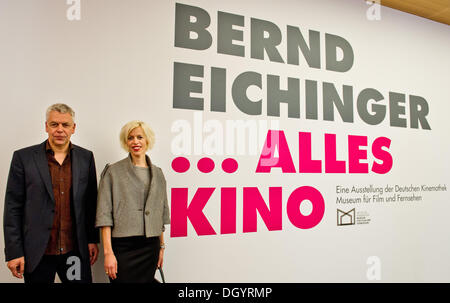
[337, 208, 356, 226]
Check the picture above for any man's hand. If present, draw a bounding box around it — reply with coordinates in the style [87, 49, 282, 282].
[7, 257, 25, 279]
[88, 243, 99, 265]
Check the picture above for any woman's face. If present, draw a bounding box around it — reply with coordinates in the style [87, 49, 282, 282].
[127, 127, 148, 157]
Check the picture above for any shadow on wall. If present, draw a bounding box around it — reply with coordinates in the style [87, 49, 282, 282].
[92, 242, 109, 283]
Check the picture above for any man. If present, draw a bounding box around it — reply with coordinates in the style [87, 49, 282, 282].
[3, 103, 99, 283]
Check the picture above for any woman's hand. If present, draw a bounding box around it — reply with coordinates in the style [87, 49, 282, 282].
[104, 252, 118, 280]
[157, 247, 164, 269]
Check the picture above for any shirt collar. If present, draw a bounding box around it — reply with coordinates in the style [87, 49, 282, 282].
[45, 140, 73, 155]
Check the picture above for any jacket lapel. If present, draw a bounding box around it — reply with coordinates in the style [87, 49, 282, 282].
[33, 141, 55, 202]
[146, 164, 157, 208]
[71, 146, 80, 203]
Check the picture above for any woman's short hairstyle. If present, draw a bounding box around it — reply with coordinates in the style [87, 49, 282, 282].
[46, 103, 75, 122]
[119, 120, 155, 152]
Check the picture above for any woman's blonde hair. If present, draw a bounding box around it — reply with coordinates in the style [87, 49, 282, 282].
[119, 120, 155, 152]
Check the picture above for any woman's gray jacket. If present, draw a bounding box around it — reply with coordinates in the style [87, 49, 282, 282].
[95, 155, 170, 238]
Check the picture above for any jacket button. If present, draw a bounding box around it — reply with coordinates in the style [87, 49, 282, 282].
[145, 211, 150, 216]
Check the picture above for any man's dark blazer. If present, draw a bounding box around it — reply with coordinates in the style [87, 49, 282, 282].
[3, 141, 99, 273]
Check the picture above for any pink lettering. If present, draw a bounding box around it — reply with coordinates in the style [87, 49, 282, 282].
[371, 137, 393, 174]
[170, 187, 216, 237]
[348, 135, 369, 173]
[256, 130, 296, 173]
[299, 132, 322, 173]
[256, 131, 391, 174]
[221, 188, 237, 234]
[324, 133, 346, 173]
[170, 186, 326, 237]
[287, 186, 325, 229]
[243, 187, 282, 233]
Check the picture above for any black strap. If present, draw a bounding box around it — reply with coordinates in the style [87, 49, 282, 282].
[155, 267, 165, 283]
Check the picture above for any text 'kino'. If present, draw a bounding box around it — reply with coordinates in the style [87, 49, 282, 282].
[170, 186, 325, 237]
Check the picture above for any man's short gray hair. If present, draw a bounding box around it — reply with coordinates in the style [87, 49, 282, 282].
[46, 103, 75, 121]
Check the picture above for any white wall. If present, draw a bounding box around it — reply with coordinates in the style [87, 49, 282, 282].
[0, 0, 449, 282]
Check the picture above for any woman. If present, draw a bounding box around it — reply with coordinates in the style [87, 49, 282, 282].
[96, 120, 170, 283]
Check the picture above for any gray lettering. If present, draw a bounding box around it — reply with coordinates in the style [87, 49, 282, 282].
[173, 62, 204, 110]
[250, 18, 284, 63]
[325, 33, 354, 72]
[357, 88, 385, 125]
[267, 75, 300, 118]
[232, 71, 262, 115]
[389, 92, 407, 128]
[211, 67, 227, 112]
[66, 256, 80, 281]
[305, 79, 318, 120]
[217, 11, 245, 57]
[287, 26, 320, 68]
[323, 82, 354, 122]
[409, 95, 431, 130]
[175, 3, 212, 50]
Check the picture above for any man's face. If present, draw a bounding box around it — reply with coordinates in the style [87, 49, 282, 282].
[45, 111, 76, 148]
